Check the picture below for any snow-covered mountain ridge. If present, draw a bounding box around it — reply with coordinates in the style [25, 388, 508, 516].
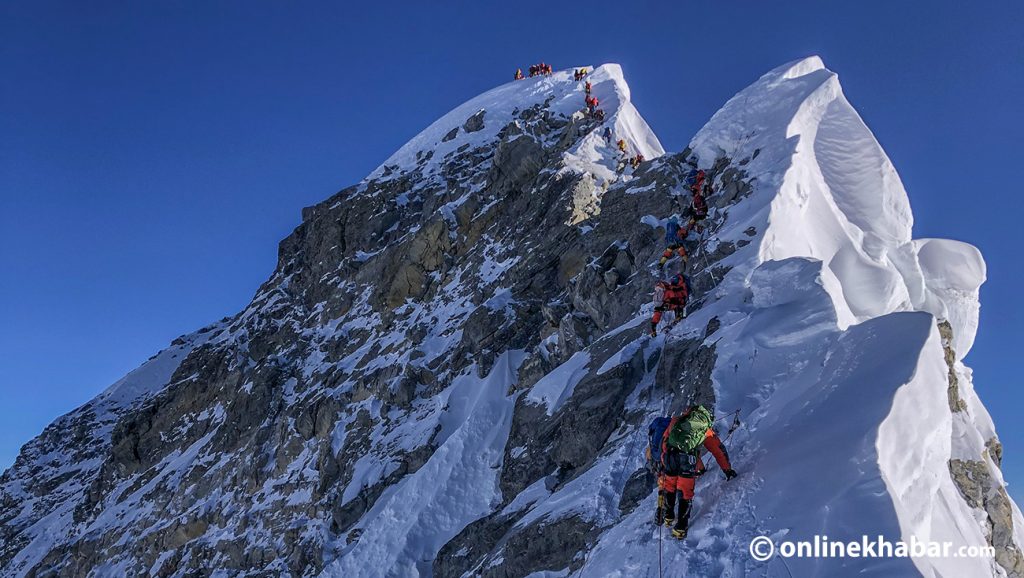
[1, 58, 1020, 578]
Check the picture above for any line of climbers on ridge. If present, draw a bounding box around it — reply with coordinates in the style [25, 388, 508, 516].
[649, 168, 710, 337]
[578, 69, 607, 122]
[507, 64, 730, 543]
[508, 64, 731, 543]
[514, 65, 643, 159]
[644, 168, 736, 541]
[514, 62, 554, 80]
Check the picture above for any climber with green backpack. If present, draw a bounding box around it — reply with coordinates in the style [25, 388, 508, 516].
[649, 405, 737, 539]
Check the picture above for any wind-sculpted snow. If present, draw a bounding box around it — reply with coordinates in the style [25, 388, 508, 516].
[2, 58, 1020, 578]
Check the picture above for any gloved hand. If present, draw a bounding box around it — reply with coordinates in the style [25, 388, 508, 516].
[649, 323, 658, 337]
[724, 469, 738, 481]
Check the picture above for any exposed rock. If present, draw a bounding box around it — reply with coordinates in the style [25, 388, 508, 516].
[988, 438, 1004, 468]
[463, 109, 486, 133]
[950, 459, 1024, 576]
[620, 467, 656, 515]
[568, 173, 599, 225]
[938, 320, 968, 412]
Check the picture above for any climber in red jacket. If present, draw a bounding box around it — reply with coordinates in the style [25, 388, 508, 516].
[685, 191, 709, 230]
[683, 170, 710, 229]
[650, 273, 689, 336]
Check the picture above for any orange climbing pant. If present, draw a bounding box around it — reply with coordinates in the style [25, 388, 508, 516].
[659, 475, 697, 500]
[651, 305, 684, 326]
[661, 244, 687, 262]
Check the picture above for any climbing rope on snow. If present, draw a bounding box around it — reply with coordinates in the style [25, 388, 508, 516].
[698, 226, 718, 286]
[703, 409, 742, 471]
[711, 408, 742, 427]
[658, 521, 664, 578]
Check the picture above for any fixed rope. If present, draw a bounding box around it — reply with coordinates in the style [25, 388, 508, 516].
[658, 522, 664, 578]
[703, 409, 743, 471]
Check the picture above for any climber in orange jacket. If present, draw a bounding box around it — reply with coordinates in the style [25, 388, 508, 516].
[656, 406, 737, 538]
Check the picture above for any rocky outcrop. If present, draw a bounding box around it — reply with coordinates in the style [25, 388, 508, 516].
[938, 320, 968, 412]
[949, 459, 1024, 576]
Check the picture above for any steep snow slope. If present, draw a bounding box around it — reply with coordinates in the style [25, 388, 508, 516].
[1, 59, 1020, 578]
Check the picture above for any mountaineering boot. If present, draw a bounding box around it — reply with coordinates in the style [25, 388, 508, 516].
[663, 490, 676, 527]
[672, 498, 692, 540]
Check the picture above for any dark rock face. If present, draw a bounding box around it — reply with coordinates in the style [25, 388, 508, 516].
[938, 320, 968, 412]
[463, 109, 486, 133]
[949, 459, 1024, 576]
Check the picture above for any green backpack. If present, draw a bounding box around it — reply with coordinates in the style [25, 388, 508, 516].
[666, 405, 714, 453]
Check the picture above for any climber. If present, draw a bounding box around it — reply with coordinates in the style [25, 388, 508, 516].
[686, 169, 711, 198]
[603, 127, 613, 145]
[586, 95, 600, 115]
[592, 108, 605, 122]
[650, 272, 688, 336]
[692, 190, 708, 224]
[617, 139, 627, 154]
[679, 169, 710, 229]
[585, 80, 592, 95]
[631, 153, 645, 169]
[529, 64, 538, 77]
[680, 188, 709, 232]
[657, 217, 689, 270]
[515, 68, 524, 80]
[544, 63, 553, 75]
[658, 405, 738, 539]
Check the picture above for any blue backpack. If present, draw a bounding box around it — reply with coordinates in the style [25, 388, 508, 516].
[648, 417, 673, 464]
[664, 219, 681, 244]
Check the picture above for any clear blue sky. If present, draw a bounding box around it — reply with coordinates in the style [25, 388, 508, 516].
[2, 1, 1022, 500]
